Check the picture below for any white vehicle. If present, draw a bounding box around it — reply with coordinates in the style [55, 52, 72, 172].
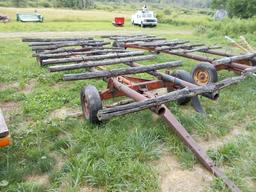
[131, 6, 157, 27]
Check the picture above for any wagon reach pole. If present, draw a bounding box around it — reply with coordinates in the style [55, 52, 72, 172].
[109, 79, 241, 192]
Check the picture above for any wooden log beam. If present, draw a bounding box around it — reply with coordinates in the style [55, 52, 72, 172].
[127, 62, 196, 88]
[166, 51, 214, 63]
[118, 37, 165, 43]
[243, 66, 256, 74]
[103, 35, 155, 40]
[113, 35, 156, 40]
[63, 61, 183, 81]
[28, 40, 99, 47]
[171, 46, 221, 54]
[32, 41, 109, 51]
[97, 75, 248, 121]
[200, 49, 234, 57]
[39, 47, 121, 55]
[155, 44, 204, 51]
[42, 51, 145, 65]
[101, 34, 145, 38]
[138, 40, 190, 47]
[36, 49, 128, 60]
[213, 53, 256, 66]
[22, 37, 93, 42]
[38, 47, 94, 55]
[48, 55, 156, 72]
[126, 40, 189, 48]
[31, 40, 105, 51]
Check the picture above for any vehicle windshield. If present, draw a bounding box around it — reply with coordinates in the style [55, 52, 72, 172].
[142, 13, 153, 18]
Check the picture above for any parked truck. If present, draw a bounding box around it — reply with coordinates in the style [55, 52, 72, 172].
[131, 5, 157, 27]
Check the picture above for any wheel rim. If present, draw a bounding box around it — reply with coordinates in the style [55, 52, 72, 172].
[81, 94, 89, 119]
[193, 69, 210, 85]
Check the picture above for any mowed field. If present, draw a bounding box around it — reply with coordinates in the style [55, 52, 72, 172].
[0, 7, 256, 192]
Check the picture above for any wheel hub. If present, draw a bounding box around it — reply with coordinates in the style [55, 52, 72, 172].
[194, 70, 210, 85]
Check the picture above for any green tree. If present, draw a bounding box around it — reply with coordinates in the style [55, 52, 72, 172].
[227, 0, 256, 18]
[211, 0, 256, 19]
[211, 0, 228, 9]
[12, 0, 26, 7]
[56, 0, 94, 9]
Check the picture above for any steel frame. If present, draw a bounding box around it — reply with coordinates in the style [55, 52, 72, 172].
[47, 51, 246, 192]
[88, 65, 246, 192]
[23, 36, 256, 192]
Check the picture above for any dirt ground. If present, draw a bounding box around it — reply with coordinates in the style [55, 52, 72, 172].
[153, 152, 213, 192]
[0, 30, 192, 39]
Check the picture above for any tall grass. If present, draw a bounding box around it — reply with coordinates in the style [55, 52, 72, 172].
[209, 18, 256, 36]
[194, 17, 256, 37]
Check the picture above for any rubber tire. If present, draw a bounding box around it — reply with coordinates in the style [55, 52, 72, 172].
[192, 63, 218, 85]
[251, 57, 256, 66]
[80, 85, 103, 124]
[168, 70, 194, 105]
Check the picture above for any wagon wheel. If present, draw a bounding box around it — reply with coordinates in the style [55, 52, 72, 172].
[192, 63, 218, 86]
[168, 70, 194, 105]
[80, 85, 103, 124]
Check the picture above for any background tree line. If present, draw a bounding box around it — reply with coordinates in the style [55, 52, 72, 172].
[0, 0, 255, 19]
[0, 0, 210, 9]
[211, 0, 256, 19]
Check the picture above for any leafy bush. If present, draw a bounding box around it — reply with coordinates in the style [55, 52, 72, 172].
[39, 1, 51, 8]
[163, 9, 172, 16]
[211, 0, 256, 19]
[209, 18, 256, 35]
[227, 0, 256, 19]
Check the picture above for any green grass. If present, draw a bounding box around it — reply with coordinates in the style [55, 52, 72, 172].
[0, 7, 193, 32]
[0, 7, 256, 192]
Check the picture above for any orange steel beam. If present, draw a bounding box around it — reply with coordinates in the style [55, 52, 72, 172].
[100, 79, 170, 100]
